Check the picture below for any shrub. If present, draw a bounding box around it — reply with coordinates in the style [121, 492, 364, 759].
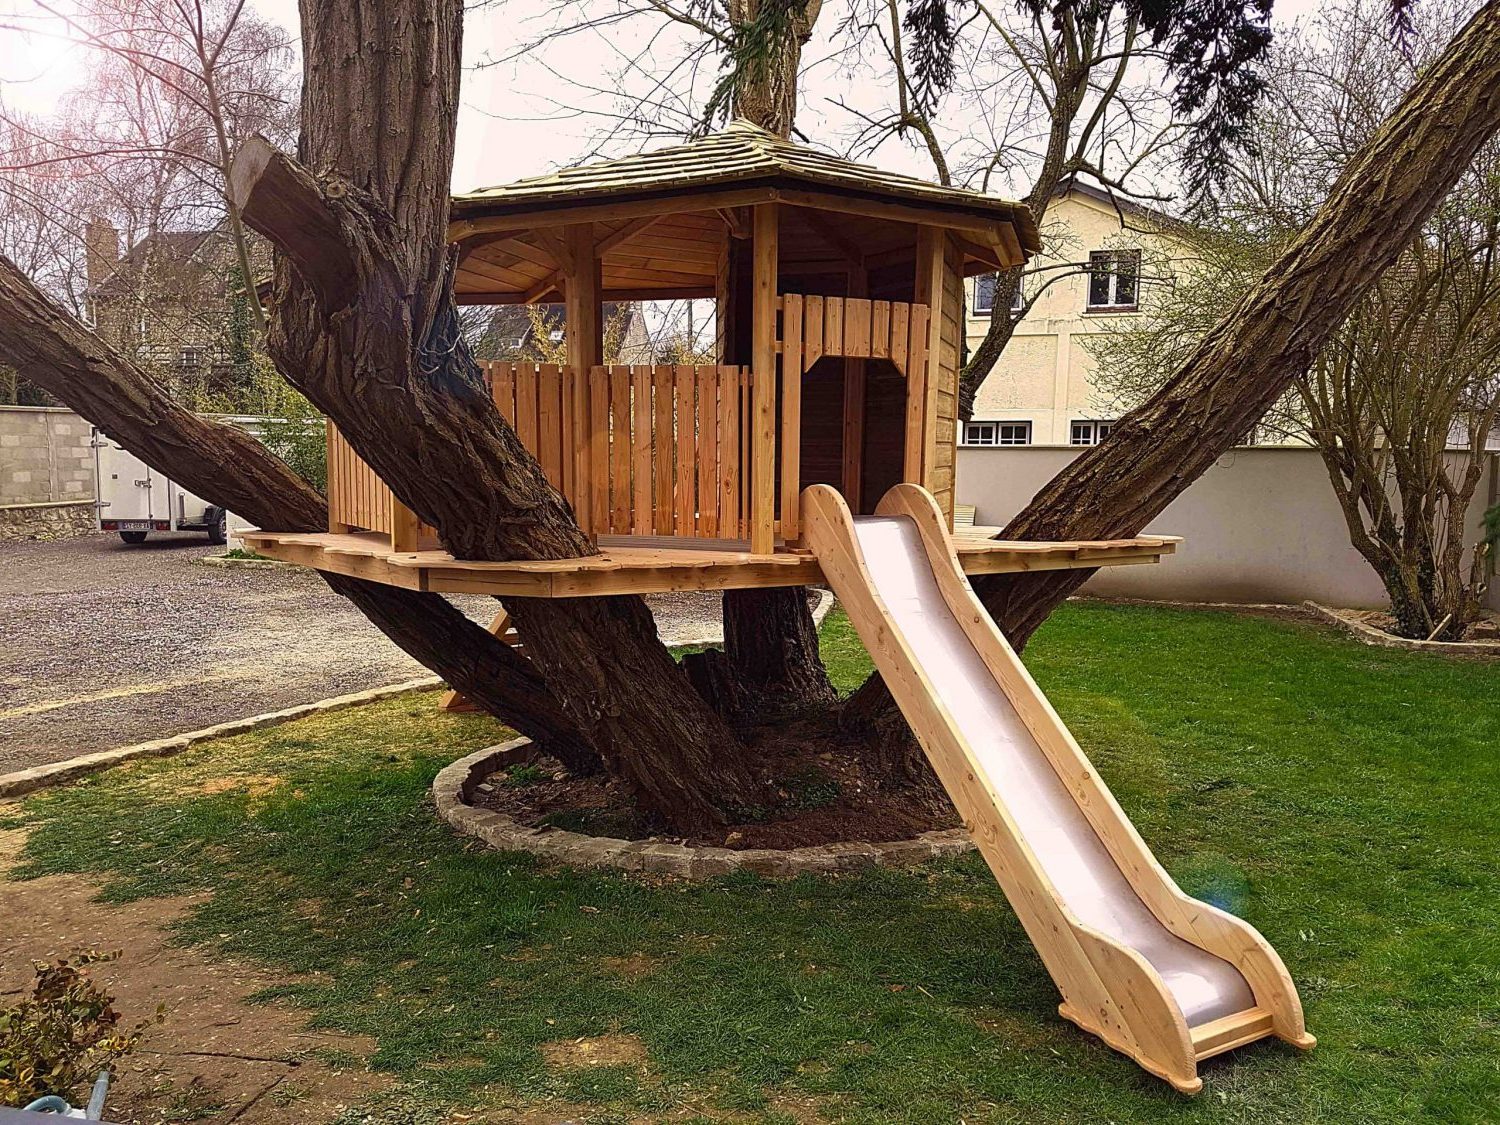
[0, 951, 160, 1108]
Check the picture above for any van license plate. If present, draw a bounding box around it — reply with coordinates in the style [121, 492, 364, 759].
[117, 521, 151, 531]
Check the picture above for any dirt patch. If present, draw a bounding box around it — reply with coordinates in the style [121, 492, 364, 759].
[471, 712, 959, 850]
[539, 1032, 650, 1070]
[198, 775, 284, 798]
[0, 832, 388, 1123]
[599, 954, 658, 980]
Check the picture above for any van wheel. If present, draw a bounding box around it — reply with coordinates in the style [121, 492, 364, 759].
[207, 509, 228, 545]
[120, 531, 148, 545]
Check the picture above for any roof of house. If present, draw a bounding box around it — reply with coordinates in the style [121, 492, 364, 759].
[1056, 179, 1183, 233]
[89, 229, 217, 298]
[453, 119, 1041, 251]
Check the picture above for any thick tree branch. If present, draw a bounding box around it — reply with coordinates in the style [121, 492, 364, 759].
[230, 134, 358, 311]
[0, 251, 598, 772]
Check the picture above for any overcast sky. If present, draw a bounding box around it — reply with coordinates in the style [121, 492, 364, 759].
[2, 0, 1328, 199]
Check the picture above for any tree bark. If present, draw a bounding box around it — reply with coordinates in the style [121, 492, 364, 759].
[728, 0, 821, 136]
[0, 253, 599, 774]
[228, 1, 759, 831]
[853, 0, 1500, 732]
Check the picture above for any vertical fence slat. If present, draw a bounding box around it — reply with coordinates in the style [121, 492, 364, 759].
[718, 365, 740, 539]
[845, 297, 872, 357]
[492, 362, 517, 425]
[561, 365, 577, 508]
[805, 295, 824, 369]
[871, 300, 890, 359]
[674, 364, 696, 533]
[631, 366, 652, 534]
[696, 365, 719, 537]
[537, 363, 563, 489]
[824, 297, 844, 357]
[609, 365, 632, 534]
[890, 303, 910, 375]
[589, 366, 610, 533]
[652, 366, 675, 534]
[516, 364, 539, 455]
[573, 364, 594, 537]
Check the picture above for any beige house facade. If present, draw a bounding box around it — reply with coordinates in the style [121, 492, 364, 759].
[965, 183, 1188, 447]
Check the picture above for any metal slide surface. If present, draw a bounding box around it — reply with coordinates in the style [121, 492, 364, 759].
[847, 513, 1256, 1026]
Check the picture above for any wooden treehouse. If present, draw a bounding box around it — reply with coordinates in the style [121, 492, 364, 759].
[244, 122, 1178, 593]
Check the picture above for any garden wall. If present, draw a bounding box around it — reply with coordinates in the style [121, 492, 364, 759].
[957, 445, 1500, 611]
[0, 406, 97, 541]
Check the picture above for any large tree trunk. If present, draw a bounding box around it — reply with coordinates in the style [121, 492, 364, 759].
[0, 256, 599, 774]
[852, 0, 1500, 745]
[728, 0, 821, 136]
[222, 0, 762, 832]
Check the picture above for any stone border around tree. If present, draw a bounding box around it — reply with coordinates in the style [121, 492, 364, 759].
[1303, 601, 1500, 657]
[433, 738, 975, 879]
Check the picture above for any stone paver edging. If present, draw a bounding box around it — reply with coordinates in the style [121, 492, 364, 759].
[1304, 601, 1500, 657]
[196, 553, 296, 570]
[0, 676, 444, 799]
[434, 739, 974, 878]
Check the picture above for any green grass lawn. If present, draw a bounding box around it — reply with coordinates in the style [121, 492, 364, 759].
[6, 603, 1500, 1123]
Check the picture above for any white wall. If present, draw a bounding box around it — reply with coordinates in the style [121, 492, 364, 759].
[957, 445, 1500, 609]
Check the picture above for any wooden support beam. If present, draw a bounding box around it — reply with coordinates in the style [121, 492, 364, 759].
[565, 223, 602, 536]
[718, 207, 752, 239]
[523, 272, 563, 304]
[438, 606, 518, 711]
[750, 203, 779, 555]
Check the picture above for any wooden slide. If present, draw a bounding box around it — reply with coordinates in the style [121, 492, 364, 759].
[801, 483, 1314, 1093]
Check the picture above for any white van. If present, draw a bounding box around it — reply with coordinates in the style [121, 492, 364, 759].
[93, 429, 228, 545]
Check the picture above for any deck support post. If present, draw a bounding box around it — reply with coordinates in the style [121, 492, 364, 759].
[565, 223, 603, 537]
[750, 203, 779, 554]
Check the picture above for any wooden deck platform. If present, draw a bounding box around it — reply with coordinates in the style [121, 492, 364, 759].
[239, 528, 1179, 598]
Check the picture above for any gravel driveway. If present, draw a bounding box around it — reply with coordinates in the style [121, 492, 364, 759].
[0, 533, 729, 774]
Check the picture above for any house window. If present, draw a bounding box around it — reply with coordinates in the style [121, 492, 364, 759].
[1070, 419, 1115, 446]
[1087, 249, 1141, 310]
[974, 274, 1024, 316]
[964, 420, 1032, 447]
[974, 274, 995, 314]
[177, 346, 203, 369]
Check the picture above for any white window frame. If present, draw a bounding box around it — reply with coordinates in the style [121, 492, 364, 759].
[1086, 249, 1141, 311]
[1070, 419, 1115, 446]
[963, 420, 1032, 447]
[973, 274, 1024, 317]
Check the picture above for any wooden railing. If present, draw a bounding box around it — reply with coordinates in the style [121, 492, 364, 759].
[327, 363, 757, 551]
[326, 421, 424, 548]
[488, 362, 752, 540]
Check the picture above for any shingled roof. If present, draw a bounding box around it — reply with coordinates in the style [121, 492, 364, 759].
[453, 120, 1041, 252]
